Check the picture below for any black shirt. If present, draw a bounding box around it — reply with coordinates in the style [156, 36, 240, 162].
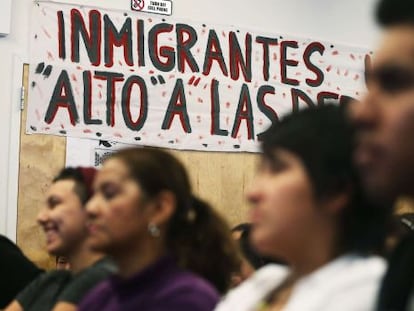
[0, 235, 43, 308]
[377, 231, 414, 311]
[16, 257, 116, 311]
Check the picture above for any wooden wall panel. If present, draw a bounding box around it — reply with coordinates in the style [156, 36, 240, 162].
[17, 64, 66, 269]
[171, 150, 258, 226]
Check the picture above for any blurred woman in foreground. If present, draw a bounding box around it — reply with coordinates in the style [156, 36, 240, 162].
[215, 105, 391, 311]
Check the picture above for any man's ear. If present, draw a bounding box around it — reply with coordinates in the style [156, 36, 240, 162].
[150, 191, 176, 227]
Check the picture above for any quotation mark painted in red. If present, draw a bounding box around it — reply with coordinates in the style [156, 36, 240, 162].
[188, 76, 201, 86]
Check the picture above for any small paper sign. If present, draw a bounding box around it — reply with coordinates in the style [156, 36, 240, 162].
[131, 0, 172, 16]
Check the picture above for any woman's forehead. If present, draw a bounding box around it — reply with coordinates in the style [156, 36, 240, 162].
[97, 158, 129, 181]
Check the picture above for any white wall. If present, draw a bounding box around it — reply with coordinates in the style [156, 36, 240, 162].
[0, 0, 381, 240]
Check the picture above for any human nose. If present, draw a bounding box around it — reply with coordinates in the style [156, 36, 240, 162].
[245, 175, 261, 205]
[348, 90, 380, 130]
[86, 195, 101, 220]
[37, 207, 49, 226]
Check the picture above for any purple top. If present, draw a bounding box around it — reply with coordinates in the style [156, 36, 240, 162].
[78, 256, 219, 311]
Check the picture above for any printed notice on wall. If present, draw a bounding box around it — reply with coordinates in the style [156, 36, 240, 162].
[65, 137, 134, 168]
[131, 0, 172, 16]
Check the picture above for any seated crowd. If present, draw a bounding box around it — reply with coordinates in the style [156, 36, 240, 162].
[1, 102, 411, 311]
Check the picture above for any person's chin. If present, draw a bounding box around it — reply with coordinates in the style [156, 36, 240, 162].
[251, 236, 273, 256]
[89, 238, 108, 252]
[47, 244, 63, 256]
[361, 171, 397, 203]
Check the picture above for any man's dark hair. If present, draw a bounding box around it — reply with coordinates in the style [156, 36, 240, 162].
[261, 104, 391, 255]
[376, 0, 414, 27]
[53, 167, 96, 204]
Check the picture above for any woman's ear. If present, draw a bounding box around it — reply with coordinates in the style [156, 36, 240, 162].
[324, 191, 350, 215]
[149, 191, 176, 227]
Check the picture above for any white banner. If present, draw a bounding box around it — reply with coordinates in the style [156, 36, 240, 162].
[27, 2, 370, 152]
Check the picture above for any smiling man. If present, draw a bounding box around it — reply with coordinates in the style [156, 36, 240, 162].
[350, 0, 414, 310]
[5, 167, 115, 311]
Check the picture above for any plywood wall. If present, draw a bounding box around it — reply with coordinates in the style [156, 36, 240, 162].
[18, 65, 66, 269]
[171, 150, 258, 225]
[18, 65, 258, 269]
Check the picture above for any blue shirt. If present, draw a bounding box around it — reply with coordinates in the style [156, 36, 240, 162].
[78, 256, 219, 311]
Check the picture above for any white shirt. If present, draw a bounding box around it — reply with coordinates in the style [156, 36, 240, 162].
[215, 254, 386, 311]
[407, 289, 414, 311]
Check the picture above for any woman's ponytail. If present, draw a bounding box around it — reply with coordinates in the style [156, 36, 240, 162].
[167, 195, 240, 294]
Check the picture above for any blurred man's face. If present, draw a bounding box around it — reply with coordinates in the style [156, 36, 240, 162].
[351, 25, 414, 202]
[37, 180, 88, 257]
